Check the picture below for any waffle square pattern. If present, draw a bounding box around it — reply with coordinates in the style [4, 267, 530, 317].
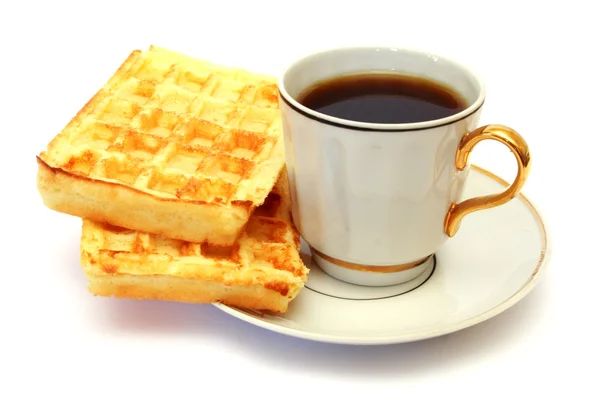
[37, 46, 286, 245]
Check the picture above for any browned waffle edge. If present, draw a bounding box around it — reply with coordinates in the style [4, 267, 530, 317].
[36, 156, 253, 245]
[84, 273, 293, 313]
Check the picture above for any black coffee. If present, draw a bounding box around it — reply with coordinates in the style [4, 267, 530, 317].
[297, 73, 468, 124]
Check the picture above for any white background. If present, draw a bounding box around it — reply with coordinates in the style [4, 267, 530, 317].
[1, 0, 598, 398]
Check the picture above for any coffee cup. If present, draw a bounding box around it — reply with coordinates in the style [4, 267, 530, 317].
[277, 46, 530, 287]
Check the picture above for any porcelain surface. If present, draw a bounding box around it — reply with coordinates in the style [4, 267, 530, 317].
[213, 166, 550, 345]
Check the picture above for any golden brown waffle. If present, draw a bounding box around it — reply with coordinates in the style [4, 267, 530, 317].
[37, 45, 285, 245]
[80, 171, 309, 313]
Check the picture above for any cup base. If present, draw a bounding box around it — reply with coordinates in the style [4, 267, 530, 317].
[311, 250, 434, 287]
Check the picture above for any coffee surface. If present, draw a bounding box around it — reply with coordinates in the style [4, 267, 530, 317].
[297, 73, 468, 124]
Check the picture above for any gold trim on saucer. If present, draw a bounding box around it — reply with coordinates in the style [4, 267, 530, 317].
[217, 165, 550, 345]
[470, 164, 548, 278]
[310, 247, 432, 273]
[214, 164, 552, 345]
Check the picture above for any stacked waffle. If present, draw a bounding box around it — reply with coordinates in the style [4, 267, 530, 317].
[36, 46, 308, 313]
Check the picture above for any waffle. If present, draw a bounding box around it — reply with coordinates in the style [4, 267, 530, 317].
[80, 171, 309, 313]
[37, 45, 285, 245]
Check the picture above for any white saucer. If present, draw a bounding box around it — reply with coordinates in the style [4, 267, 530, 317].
[213, 165, 551, 345]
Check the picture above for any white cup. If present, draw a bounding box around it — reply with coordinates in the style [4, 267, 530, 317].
[277, 46, 531, 287]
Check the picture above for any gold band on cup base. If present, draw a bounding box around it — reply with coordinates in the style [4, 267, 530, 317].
[310, 247, 433, 274]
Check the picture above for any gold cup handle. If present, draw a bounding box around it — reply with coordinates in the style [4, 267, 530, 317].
[444, 124, 532, 237]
